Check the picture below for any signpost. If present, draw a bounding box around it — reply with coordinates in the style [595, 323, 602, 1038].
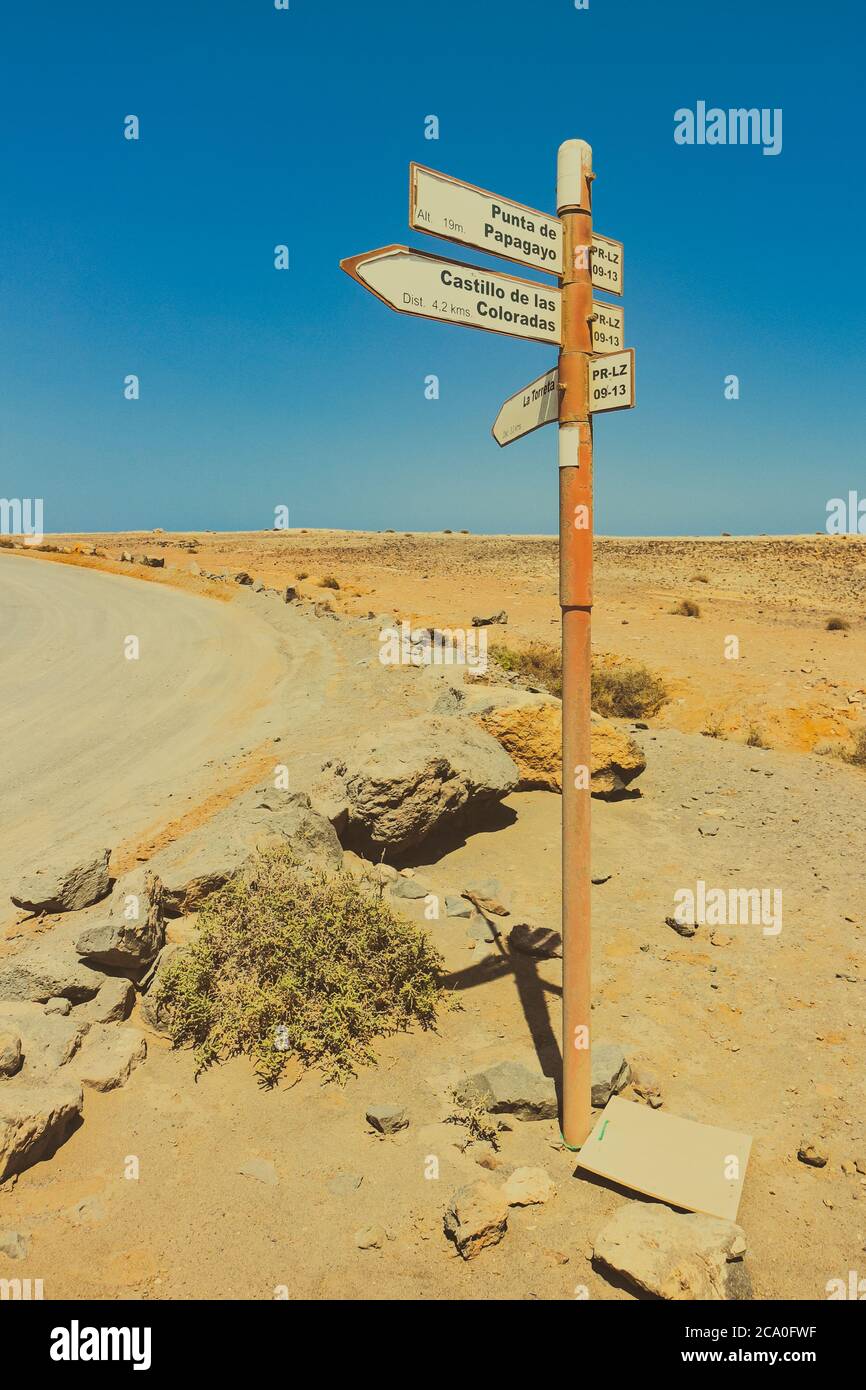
[341, 141, 635, 1149]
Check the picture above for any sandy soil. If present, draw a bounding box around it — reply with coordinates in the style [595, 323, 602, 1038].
[1, 532, 864, 1302]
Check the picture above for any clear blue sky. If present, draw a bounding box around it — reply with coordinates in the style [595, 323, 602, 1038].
[1, 1, 863, 536]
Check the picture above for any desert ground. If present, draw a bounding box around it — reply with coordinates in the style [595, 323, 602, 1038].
[1, 528, 864, 1301]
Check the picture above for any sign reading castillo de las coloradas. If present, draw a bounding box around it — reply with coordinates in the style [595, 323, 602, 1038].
[339, 244, 561, 345]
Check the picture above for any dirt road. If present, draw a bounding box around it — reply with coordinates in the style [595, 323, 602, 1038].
[0, 555, 288, 901]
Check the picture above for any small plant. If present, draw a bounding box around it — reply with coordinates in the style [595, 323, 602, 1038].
[826, 616, 851, 631]
[320, 575, 340, 590]
[153, 850, 443, 1086]
[702, 714, 725, 739]
[446, 1092, 501, 1151]
[295, 570, 309, 581]
[672, 598, 701, 618]
[591, 661, 669, 719]
[843, 728, 866, 767]
[745, 724, 768, 748]
[490, 640, 563, 696]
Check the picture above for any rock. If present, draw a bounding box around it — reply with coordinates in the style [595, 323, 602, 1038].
[699, 821, 721, 837]
[366, 1103, 409, 1135]
[11, 847, 111, 914]
[508, 923, 562, 958]
[139, 555, 164, 568]
[473, 699, 646, 797]
[0, 1079, 84, 1182]
[86, 976, 134, 1024]
[355, 1225, 387, 1250]
[283, 586, 299, 603]
[0, 1229, 30, 1259]
[631, 1068, 664, 1108]
[44, 997, 71, 1015]
[798, 1140, 829, 1168]
[463, 889, 509, 917]
[391, 878, 431, 901]
[238, 1158, 278, 1186]
[68, 1197, 106, 1225]
[139, 944, 186, 1032]
[74, 868, 165, 971]
[445, 895, 472, 917]
[0, 928, 107, 1003]
[444, 1180, 509, 1258]
[156, 790, 341, 914]
[0, 1002, 89, 1082]
[327, 1173, 363, 1196]
[71, 1025, 146, 1092]
[457, 1060, 558, 1121]
[593, 1203, 747, 1300]
[432, 687, 466, 716]
[120, 551, 133, 563]
[0, 1032, 23, 1078]
[313, 716, 519, 852]
[591, 1043, 631, 1107]
[502, 1166, 555, 1207]
[471, 611, 508, 626]
[232, 571, 253, 585]
[666, 915, 698, 938]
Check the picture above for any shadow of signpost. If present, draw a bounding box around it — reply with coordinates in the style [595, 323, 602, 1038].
[442, 932, 564, 1110]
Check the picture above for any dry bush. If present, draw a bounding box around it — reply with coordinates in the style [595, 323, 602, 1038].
[745, 724, 769, 749]
[826, 616, 851, 631]
[702, 714, 725, 739]
[154, 850, 443, 1086]
[490, 642, 669, 718]
[673, 598, 701, 618]
[319, 575, 340, 590]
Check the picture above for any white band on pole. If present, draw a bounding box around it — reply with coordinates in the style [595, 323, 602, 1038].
[557, 139, 591, 213]
[558, 423, 582, 468]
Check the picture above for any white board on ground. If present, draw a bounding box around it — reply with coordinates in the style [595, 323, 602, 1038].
[492, 367, 559, 446]
[339, 244, 561, 346]
[410, 163, 562, 275]
[588, 347, 634, 413]
[577, 1097, 752, 1222]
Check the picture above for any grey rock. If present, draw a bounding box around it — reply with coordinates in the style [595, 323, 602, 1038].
[283, 586, 299, 603]
[0, 925, 107, 1003]
[593, 1203, 747, 1300]
[445, 895, 472, 918]
[327, 1173, 363, 1196]
[238, 1157, 278, 1185]
[355, 1224, 386, 1250]
[366, 1103, 409, 1135]
[391, 877, 431, 901]
[68, 1196, 107, 1225]
[699, 821, 721, 837]
[313, 716, 518, 852]
[0, 1229, 30, 1259]
[457, 1060, 558, 1121]
[71, 1025, 146, 1092]
[471, 612, 508, 627]
[0, 1079, 84, 1182]
[0, 1002, 89, 1082]
[86, 976, 134, 1024]
[139, 944, 186, 1033]
[44, 997, 71, 1016]
[74, 867, 165, 970]
[666, 915, 698, 938]
[432, 687, 466, 715]
[591, 1043, 631, 1107]
[11, 847, 111, 914]
[444, 1180, 508, 1259]
[232, 571, 254, 585]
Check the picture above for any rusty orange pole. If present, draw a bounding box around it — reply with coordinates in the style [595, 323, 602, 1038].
[558, 139, 594, 1147]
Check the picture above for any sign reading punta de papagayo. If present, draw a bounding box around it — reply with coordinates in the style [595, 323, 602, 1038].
[339, 244, 561, 345]
[409, 164, 623, 295]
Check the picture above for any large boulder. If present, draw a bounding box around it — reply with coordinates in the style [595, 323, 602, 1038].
[592, 1203, 747, 1300]
[156, 789, 341, 915]
[472, 697, 645, 797]
[0, 923, 107, 1003]
[0, 1002, 89, 1082]
[11, 848, 111, 914]
[74, 868, 165, 971]
[312, 716, 519, 852]
[0, 1079, 84, 1182]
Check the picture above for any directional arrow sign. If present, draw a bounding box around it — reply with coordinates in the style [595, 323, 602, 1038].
[589, 348, 635, 413]
[492, 367, 559, 447]
[340, 244, 561, 345]
[409, 163, 563, 276]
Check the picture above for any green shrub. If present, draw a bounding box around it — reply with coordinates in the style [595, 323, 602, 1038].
[490, 641, 668, 718]
[154, 851, 443, 1086]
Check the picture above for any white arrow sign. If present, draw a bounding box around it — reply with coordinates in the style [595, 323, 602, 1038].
[340, 244, 561, 345]
[589, 348, 635, 413]
[492, 367, 559, 447]
[410, 163, 563, 276]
